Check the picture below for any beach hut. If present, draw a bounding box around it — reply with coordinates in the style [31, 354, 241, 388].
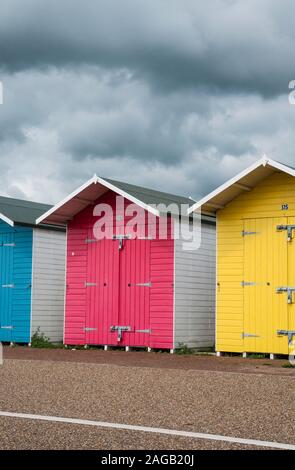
[37, 175, 216, 351]
[188, 157, 295, 357]
[0, 195, 66, 344]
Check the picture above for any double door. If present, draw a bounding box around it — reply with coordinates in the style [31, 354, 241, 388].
[85, 231, 151, 346]
[243, 217, 295, 354]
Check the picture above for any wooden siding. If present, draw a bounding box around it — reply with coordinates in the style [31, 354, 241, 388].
[217, 171, 295, 352]
[64, 226, 88, 344]
[64, 190, 174, 348]
[150, 221, 174, 349]
[31, 228, 66, 342]
[0, 220, 32, 343]
[174, 218, 216, 349]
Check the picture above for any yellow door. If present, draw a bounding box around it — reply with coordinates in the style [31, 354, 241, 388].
[279, 216, 295, 356]
[243, 217, 288, 354]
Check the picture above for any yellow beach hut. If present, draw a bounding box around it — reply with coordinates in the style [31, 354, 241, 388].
[189, 157, 295, 357]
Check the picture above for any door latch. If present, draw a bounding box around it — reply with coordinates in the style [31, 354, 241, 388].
[277, 225, 295, 242]
[276, 286, 295, 304]
[277, 330, 295, 344]
[110, 325, 131, 342]
[113, 235, 130, 250]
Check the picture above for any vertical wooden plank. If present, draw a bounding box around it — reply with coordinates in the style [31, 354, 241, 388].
[243, 217, 288, 353]
[64, 225, 87, 345]
[287, 216, 295, 356]
[64, 192, 173, 349]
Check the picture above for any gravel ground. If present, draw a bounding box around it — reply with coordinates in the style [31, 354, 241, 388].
[0, 358, 294, 449]
[4, 346, 295, 376]
[0, 417, 262, 450]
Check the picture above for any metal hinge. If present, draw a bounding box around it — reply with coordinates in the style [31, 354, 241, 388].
[242, 332, 260, 338]
[84, 327, 97, 331]
[135, 282, 152, 287]
[242, 230, 258, 237]
[85, 238, 98, 243]
[277, 330, 295, 344]
[241, 281, 257, 287]
[1, 325, 13, 329]
[2, 243, 15, 247]
[276, 225, 295, 242]
[276, 286, 295, 304]
[136, 329, 151, 334]
[2, 284, 14, 288]
[85, 282, 97, 287]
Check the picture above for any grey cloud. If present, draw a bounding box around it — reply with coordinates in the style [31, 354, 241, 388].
[1, 67, 257, 166]
[0, 66, 294, 204]
[0, 0, 294, 96]
[0, 2, 294, 204]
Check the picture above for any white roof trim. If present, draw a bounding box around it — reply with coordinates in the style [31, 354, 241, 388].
[97, 176, 160, 217]
[188, 157, 295, 214]
[36, 175, 98, 225]
[0, 212, 14, 227]
[36, 175, 160, 225]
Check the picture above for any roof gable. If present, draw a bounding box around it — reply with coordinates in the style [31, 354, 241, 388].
[188, 157, 295, 215]
[36, 175, 195, 226]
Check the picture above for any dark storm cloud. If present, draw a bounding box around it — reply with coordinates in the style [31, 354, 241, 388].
[0, 0, 294, 96]
[0, 1, 294, 203]
[0, 65, 294, 204]
[0, 67, 256, 164]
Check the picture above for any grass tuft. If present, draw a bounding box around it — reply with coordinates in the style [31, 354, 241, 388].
[31, 328, 56, 348]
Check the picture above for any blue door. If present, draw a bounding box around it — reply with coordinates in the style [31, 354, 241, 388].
[0, 232, 15, 342]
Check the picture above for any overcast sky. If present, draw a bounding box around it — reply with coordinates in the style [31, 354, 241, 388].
[0, 0, 295, 203]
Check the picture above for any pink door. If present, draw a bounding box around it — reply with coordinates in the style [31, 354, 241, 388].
[85, 231, 119, 346]
[109, 237, 151, 346]
[85, 233, 151, 347]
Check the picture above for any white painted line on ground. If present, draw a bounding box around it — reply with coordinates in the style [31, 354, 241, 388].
[0, 410, 294, 449]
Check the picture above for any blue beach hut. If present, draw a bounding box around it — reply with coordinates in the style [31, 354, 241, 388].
[0, 196, 66, 344]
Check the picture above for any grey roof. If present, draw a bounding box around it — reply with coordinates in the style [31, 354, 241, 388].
[0, 195, 53, 227]
[37, 174, 216, 226]
[103, 177, 215, 223]
[103, 177, 193, 209]
[277, 160, 295, 171]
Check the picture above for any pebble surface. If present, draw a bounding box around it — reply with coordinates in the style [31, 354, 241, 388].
[0, 355, 294, 450]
